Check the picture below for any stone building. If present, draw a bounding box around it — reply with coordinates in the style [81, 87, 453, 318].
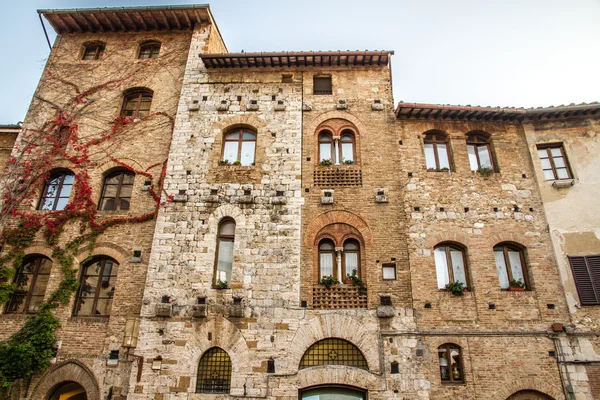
[0, 4, 599, 400]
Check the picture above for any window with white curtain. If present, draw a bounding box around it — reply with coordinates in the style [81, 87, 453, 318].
[434, 243, 468, 289]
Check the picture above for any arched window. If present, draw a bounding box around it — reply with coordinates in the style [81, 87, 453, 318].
[299, 338, 368, 370]
[74, 257, 118, 316]
[222, 128, 256, 166]
[438, 343, 464, 383]
[138, 41, 161, 59]
[318, 240, 335, 279]
[121, 88, 153, 117]
[424, 131, 451, 170]
[38, 169, 75, 211]
[5, 255, 52, 314]
[196, 347, 232, 394]
[494, 243, 528, 289]
[340, 131, 355, 164]
[466, 132, 495, 171]
[214, 219, 236, 286]
[82, 42, 105, 60]
[98, 170, 134, 211]
[318, 131, 333, 163]
[434, 243, 469, 289]
[49, 382, 87, 400]
[343, 239, 360, 279]
[301, 387, 365, 400]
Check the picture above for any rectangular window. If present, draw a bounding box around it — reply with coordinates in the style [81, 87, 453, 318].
[313, 77, 332, 95]
[382, 263, 396, 280]
[568, 255, 600, 305]
[537, 144, 572, 180]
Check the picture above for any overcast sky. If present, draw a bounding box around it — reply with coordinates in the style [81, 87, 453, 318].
[1, 0, 599, 123]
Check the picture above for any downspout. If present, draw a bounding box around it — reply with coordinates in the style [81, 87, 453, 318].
[553, 335, 575, 400]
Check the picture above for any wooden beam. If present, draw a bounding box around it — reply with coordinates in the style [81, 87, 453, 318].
[111, 12, 127, 31]
[121, 11, 138, 31]
[170, 10, 181, 29]
[135, 12, 148, 30]
[146, 11, 159, 29]
[54, 14, 73, 33]
[181, 10, 192, 28]
[159, 11, 171, 30]
[101, 13, 117, 32]
[87, 13, 105, 32]
[75, 13, 94, 32]
[193, 9, 203, 26]
[65, 13, 83, 32]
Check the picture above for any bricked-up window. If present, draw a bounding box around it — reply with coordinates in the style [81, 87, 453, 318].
[138, 41, 161, 59]
[81, 42, 105, 60]
[121, 88, 153, 118]
[318, 240, 335, 279]
[537, 144, 572, 180]
[214, 219, 236, 286]
[222, 128, 256, 166]
[38, 170, 75, 211]
[74, 257, 118, 317]
[423, 131, 451, 170]
[438, 344, 464, 383]
[99, 170, 134, 211]
[434, 243, 469, 289]
[5, 256, 51, 314]
[568, 255, 600, 305]
[313, 76, 332, 95]
[494, 243, 529, 290]
[466, 132, 495, 171]
[318, 131, 333, 162]
[343, 239, 360, 279]
[196, 347, 232, 394]
[299, 338, 368, 370]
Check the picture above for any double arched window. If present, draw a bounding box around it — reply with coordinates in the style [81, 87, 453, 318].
[466, 132, 495, 171]
[214, 219, 236, 286]
[423, 131, 451, 170]
[73, 257, 118, 317]
[434, 243, 469, 289]
[222, 128, 256, 166]
[494, 242, 528, 289]
[38, 169, 75, 211]
[318, 237, 362, 282]
[81, 41, 105, 60]
[196, 347, 232, 394]
[438, 343, 464, 383]
[138, 41, 161, 59]
[5, 255, 52, 314]
[316, 121, 359, 165]
[121, 88, 153, 118]
[99, 170, 134, 211]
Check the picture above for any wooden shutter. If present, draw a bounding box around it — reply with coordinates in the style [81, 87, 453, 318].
[313, 77, 332, 95]
[569, 255, 600, 305]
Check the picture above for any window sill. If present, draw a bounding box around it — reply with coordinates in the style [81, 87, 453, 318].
[0, 313, 30, 320]
[426, 169, 451, 173]
[440, 381, 466, 385]
[68, 316, 110, 324]
[218, 164, 256, 168]
[550, 179, 574, 189]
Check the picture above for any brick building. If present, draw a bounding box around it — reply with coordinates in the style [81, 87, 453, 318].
[0, 5, 599, 400]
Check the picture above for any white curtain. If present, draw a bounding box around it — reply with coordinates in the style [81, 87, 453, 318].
[434, 247, 449, 289]
[450, 249, 466, 285]
[240, 141, 255, 166]
[217, 241, 234, 282]
[223, 142, 238, 163]
[508, 250, 524, 283]
[320, 253, 333, 277]
[495, 250, 509, 289]
[344, 253, 358, 277]
[467, 145, 478, 171]
[424, 144, 436, 169]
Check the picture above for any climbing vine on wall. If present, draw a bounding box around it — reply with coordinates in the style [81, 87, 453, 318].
[0, 68, 175, 389]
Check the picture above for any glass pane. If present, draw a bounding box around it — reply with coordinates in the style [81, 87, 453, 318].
[467, 145, 478, 171]
[219, 221, 236, 236]
[7, 295, 27, 313]
[319, 241, 334, 250]
[216, 241, 234, 283]
[494, 250, 510, 289]
[40, 198, 56, 210]
[95, 298, 113, 316]
[550, 147, 563, 157]
[240, 141, 255, 166]
[537, 149, 548, 159]
[540, 158, 552, 170]
[434, 247, 450, 289]
[344, 253, 358, 278]
[438, 347, 450, 381]
[553, 157, 565, 168]
[543, 170, 555, 180]
[122, 174, 135, 184]
[106, 175, 121, 185]
[225, 132, 239, 140]
[46, 184, 60, 198]
[382, 266, 395, 280]
[319, 253, 333, 277]
[30, 273, 50, 297]
[119, 199, 130, 210]
[344, 242, 358, 251]
[437, 144, 450, 169]
[556, 168, 569, 179]
[242, 131, 256, 140]
[39, 258, 52, 274]
[119, 185, 133, 198]
[55, 197, 69, 210]
[223, 142, 238, 163]
[15, 272, 32, 291]
[62, 174, 75, 184]
[75, 296, 94, 316]
[341, 143, 354, 162]
[508, 250, 524, 283]
[477, 145, 492, 168]
[86, 262, 102, 276]
[424, 144, 436, 169]
[450, 249, 467, 285]
[102, 199, 116, 210]
[320, 143, 332, 162]
[27, 296, 44, 313]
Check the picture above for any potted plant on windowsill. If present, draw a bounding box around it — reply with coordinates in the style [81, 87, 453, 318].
[476, 166, 494, 177]
[318, 159, 332, 167]
[219, 159, 230, 166]
[216, 279, 228, 290]
[345, 270, 367, 296]
[445, 281, 469, 296]
[319, 275, 339, 289]
[508, 279, 525, 291]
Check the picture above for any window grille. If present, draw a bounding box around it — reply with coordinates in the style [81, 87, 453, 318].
[299, 338, 367, 370]
[196, 347, 232, 393]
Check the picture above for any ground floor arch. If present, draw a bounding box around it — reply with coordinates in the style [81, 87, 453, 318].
[28, 360, 100, 400]
[300, 385, 366, 400]
[48, 382, 87, 400]
[507, 390, 556, 400]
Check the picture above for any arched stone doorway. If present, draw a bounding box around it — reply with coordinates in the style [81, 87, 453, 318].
[507, 390, 555, 400]
[48, 382, 87, 400]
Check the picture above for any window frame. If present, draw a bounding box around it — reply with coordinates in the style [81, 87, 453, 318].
[434, 243, 470, 289]
[213, 218, 236, 287]
[342, 239, 360, 280]
[339, 131, 356, 164]
[221, 128, 257, 166]
[120, 89, 153, 118]
[196, 347, 232, 394]
[568, 255, 600, 306]
[438, 343, 465, 384]
[318, 131, 334, 163]
[73, 257, 118, 317]
[423, 131, 451, 170]
[536, 143, 573, 181]
[81, 42, 105, 60]
[138, 41, 161, 59]
[466, 133, 495, 171]
[98, 170, 135, 211]
[313, 76, 332, 95]
[5, 256, 52, 314]
[494, 243, 529, 290]
[37, 170, 75, 211]
[318, 239, 336, 279]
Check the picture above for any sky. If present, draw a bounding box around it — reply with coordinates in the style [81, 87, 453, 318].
[1, 0, 599, 123]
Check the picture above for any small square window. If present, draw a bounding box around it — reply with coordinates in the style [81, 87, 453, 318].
[382, 263, 396, 280]
[536, 144, 573, 181]
[313, 76, 332, 95]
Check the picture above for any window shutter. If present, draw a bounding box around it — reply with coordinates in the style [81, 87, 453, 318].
[569, 256, 600, 305]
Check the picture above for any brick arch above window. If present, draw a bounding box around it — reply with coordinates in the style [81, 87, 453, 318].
[305, 210, 373, 246]
[306, 110, 367, 137]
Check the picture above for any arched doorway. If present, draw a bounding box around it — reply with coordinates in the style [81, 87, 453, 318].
[301, 386, 366, 400]
[48, 382, 87, 400]
[507, 390, 555, 400]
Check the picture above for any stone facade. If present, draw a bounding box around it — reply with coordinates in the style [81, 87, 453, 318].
[1, 5, 599, 400]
